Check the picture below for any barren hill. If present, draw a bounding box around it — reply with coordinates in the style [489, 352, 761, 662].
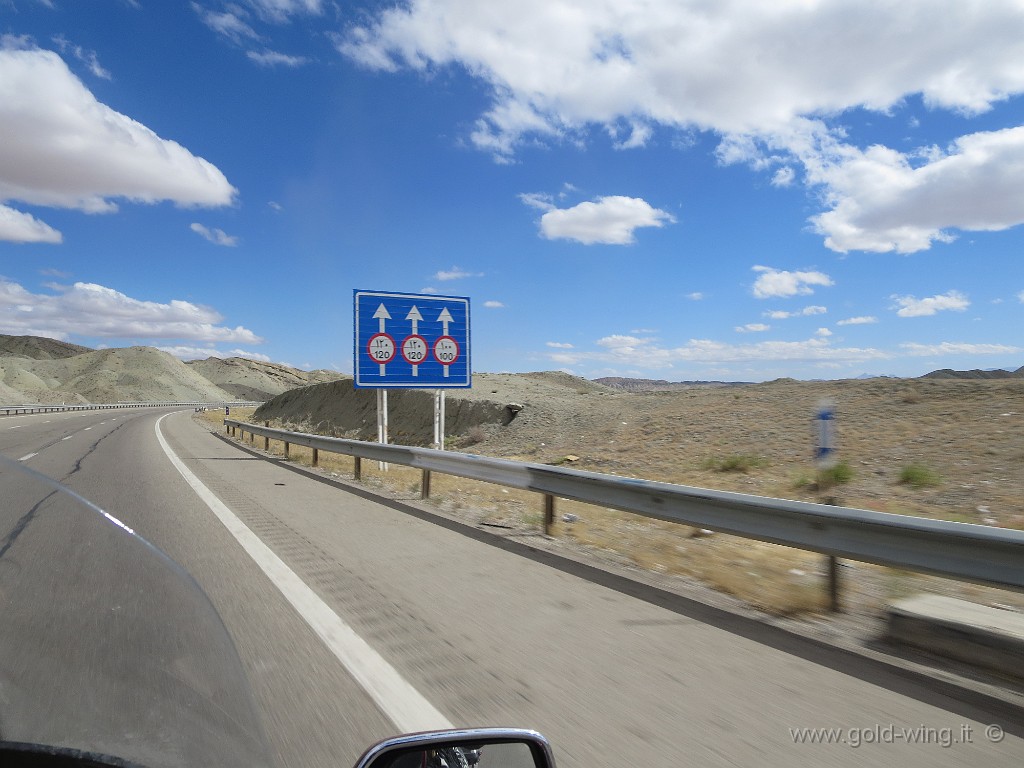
[0, 334, 93, 360]
[185, 357, 346, 400]
[0, 346, 235, 403]
[921, 366, 1024, 380]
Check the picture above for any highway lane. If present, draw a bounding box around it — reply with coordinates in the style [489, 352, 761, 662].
[2, 407, 397, 767]
[2, 408, 1023, 768]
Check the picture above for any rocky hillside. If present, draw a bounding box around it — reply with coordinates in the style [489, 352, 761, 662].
[185, 357, 346, 400]
[0, 346, 236, 403]
[0, 334, 92, 360]
[0, 335, 343, 404]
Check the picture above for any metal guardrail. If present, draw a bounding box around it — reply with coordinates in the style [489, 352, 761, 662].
[224, 419, 1024, 607]
[2, 401, 261, 416]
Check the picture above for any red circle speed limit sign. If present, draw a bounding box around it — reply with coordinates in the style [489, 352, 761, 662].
[367, 333, 396, 364]
[433, 335, 460, 365]
[401, 334, 428, 364]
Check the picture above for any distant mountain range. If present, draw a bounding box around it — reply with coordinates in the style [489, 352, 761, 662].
[593, 377, 748, 391]
[920, 366, 1024, 380]
[1, 334, 1020, 402]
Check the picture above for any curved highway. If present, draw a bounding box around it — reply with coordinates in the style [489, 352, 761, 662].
[2, 408, 1021, 768]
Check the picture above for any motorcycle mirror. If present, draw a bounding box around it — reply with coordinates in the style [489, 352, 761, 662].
[353, 728, 555, 768]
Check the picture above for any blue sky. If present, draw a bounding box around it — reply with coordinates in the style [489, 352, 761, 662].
[1, 1, 1022, 382]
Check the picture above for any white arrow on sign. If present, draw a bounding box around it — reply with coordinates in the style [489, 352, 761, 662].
[407, 306, 422, 334]
[406, 306, 424, 376]
[373, 304, 391, 374]
[437, 307, 453, 336]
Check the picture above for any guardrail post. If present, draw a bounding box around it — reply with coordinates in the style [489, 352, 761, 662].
[354, 456, 362, 480]
[312, 448, 319, 467]
[284, 442, 290, 459]
[264, 422, 270, 451]
[543, 494, 555, 535]
[827, 556, 841, 612]
[421, 469, 431, 499]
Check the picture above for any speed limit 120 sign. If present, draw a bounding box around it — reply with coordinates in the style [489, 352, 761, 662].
[354, 290, 470, 388]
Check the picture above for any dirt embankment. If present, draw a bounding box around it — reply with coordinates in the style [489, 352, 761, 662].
[254, 376, 523, 444]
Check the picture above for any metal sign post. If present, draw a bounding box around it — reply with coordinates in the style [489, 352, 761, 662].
[433, 390, 446, 450]
[377, 389, 389, 470]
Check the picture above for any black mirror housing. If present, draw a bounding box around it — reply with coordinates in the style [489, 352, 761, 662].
[353, 728, 555, 768]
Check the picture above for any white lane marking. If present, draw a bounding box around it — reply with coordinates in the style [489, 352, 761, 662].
[19, 453, 37, 461]
[62, 436, 72, 441]
[84, 427, 92, 431]
[154, 413, 452, 734]
[8, 425, 24, 430]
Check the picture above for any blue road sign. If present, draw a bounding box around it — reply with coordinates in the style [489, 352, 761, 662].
[354, 290, 471, 388]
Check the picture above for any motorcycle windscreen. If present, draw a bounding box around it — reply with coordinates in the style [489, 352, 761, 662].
[0, 458, 272, 768]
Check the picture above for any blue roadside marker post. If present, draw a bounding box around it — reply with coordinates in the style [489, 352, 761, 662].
[354, 290, 471, 469]
[815, 400, 835, 469]
[815, 398, 841, 612]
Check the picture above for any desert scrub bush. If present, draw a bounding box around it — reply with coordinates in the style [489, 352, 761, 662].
[703, 454, 766, 473]
[899, 463, 941, 489]
[899, 388, 922, 404]
[816, 461, 854, 489]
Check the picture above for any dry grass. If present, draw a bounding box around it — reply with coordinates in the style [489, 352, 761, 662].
[196, 378, 1024, 617]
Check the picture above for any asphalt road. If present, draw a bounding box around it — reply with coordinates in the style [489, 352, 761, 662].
[1, 408, 1022, 768]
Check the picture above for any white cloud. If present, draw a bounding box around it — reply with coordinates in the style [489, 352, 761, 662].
[892, 290, 970, 317]
[765, 305, 827, 319]
[736, 323, 770, 333]
[483, 300, 504, 308]
[1018, 290, 1024, 303]
[549, 330, 1021, 374]
[547, 341, 574, 349]
[816, 327, 833, 337]
[51, 35, 111, 80]
[339, 1, 1024, 253]
[191, 222, 239, 247]
[752, 266, 833, 299]
[555, 333, 889, 370]
[434, 266, 483, 281]
[0, 279, 262, 344]
[192, 4, 260, 43]
[900, 342, 1020, 356]
[685, 292, 704, 301]
[246, 0, 323, 23]
[341, 1, 1024, 146]
[809, 127, 1024, 253]
[247, 50, 309, 67]
[531, 195, 675, 245]
[771, 166, 795, 187]
[0, 46, 237, 242]
[0, 204, 62, 244]
[837, 315, 878, 326]
[519, 192, 555, 211]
